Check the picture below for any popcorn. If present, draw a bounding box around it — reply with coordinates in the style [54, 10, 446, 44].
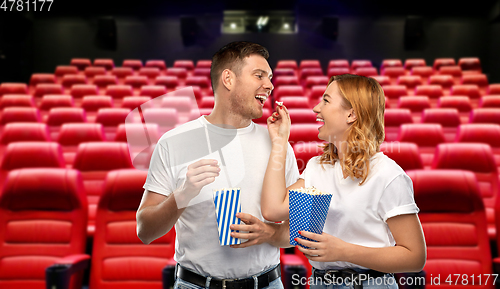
[275, 101, 283, 106]
[213, 188, 242, 246]
[289, 187, 332, 247]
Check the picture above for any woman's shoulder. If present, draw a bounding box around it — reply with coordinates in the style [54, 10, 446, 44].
[370, 152, 407, 182]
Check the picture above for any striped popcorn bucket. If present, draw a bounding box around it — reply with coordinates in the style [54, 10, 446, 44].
[213, 188, 242, 246]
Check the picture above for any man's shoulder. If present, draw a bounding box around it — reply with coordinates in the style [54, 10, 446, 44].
[157, 117, 204, 143]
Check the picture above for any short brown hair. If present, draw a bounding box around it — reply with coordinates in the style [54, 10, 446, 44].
[210, 41, 269, 91]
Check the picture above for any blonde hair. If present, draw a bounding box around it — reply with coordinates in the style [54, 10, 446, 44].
[318, 74, 385, 185]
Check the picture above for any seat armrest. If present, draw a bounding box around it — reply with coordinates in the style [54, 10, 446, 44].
[46, 254, 91, 289]
[162, 257, 178, 289]
[281, 254, 308, 289]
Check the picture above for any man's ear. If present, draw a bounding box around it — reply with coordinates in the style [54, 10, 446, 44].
[221, 69, 234, 91]
[347, 109, 357, 124]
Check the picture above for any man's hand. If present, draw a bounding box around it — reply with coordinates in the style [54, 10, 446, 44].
[174, 159, 220, 209]
[228, 213, 278, 248]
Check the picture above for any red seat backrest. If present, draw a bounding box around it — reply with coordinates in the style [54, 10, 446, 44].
[410, 66, 433, 78]
[428, 75, 454, 88]
[0, 123, 50, 144]
[351, 60, 372, 70]
[273, 85, 305, 100]
[1, 142, 65, 170]
[276, 60, 298, 71]
[0, 83, 28, 96]
[397, 96, 431, 112]
[328, 59, 349, 69]
[196, 60, 212, 69]
[380, 142, 423, 170]
[29, 73, 56, 87]
[384, 108, 413, 127]
[404, 59, 426, 70]
[173, 60, 194, 71]
[469, 108, 500, 125]
[382, 85, 407, 98]
[455, 124, 500, 148]
[451, 84, 481, 99]
[81, 96, 114, 111]
[396, 75, 422, 88]
[70, 84, 98, 99]
[89, 169, 175, 289]
[34, 83, 64, 98]
[479, 95, 500, 108]
[111, 67, 134, 79]
[139, 85, 167, 98]
[381, 59, 403, 69]
[436, 96, 472, 112]
[292, 142, 325, 173]
[397, 124, 445, 147]
[433, 58, 456, 71]
[93, 75, 118, 88]
[458, 57, 482, 72]
[62, 74, 88, 88]
[353, 67, 378, 77]
[274, 76, 300, 87]
[279, 97, 310, 109]
[145, 60, 167, 71]
[289, 124, 321, 144]
[70, 58, 91, 70]
[40, 95, 75, 110]
[106, 85, 134, 99]
[0, 168, 87, 289]
[414, 85, 444, 99]
[0, 94, 35, 108]
[327, 67, 350, 78]
[300, 60, 321, 70]
[122, 59, 143, 71]
[95, 108, 131, 127]
[84, 66, 107, 78]
[154, 76, 179, 89]
[1, 107, 41, 124]
[93, 59, 115, 71]
[57, 123, 106, 146]
[55, 65, 79, 77]
[124, 76, 149, 88]
[46, 108, 86, 126]
[421, 108, 461, 127]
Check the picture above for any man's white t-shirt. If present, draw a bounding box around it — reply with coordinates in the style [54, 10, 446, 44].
[143, 116, 300, 279]
[300, 152, 419, 270]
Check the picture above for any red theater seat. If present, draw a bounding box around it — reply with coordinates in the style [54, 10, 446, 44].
[353, 67, 378, 77]
[273, 68, 296, 78]
[328, 59, 349, 70]
[122, 59, 143, 71]
[93, 59, 115, 71]
[292, 142, 324, 173]
[70, 84, 99, 99]
[124, 75, 149, 89]
[114, 123, 160, 144]
[0, 83, 28, 96]
[398, 123, 446, 167]
[121, 96, 151, 110]
[455, 124, 500, 168]
[406, 169, 493, 289]
[166, 68, 188, 80]
[139, 85, 167, 98]
[185, 76, 211, 89]
[84, 66, 107, 79]
[432, 143, 498, 240]
[458, 57, 482, 73]
[72, 142, 134, 235]
[199, 96, 214, 109]
[95, 108, 131, 139]
[40, 95, 74, 111]
[396, 75, 422, 95]
[111, 67, 134, 83]
[192, 67, 211, 79]
[155, 76, 179, 90]
[299, 68, 323, 85]
[304, 76, 328, 90]
[371, 75, 391, 86]
[382, 85, 407, 106]
[70, 58, 92, 70]
[106, 85, 134, 99]
[34, 83, 64, 98]
[380, 142, 424, 171]
[89, 169, 176, 289]
[480, 95, 500, 108]
[81, 96, 114, 111]
[142, 108, 179, 131]
[273, 85, 305, 101]
[274, 76, 300, 87]
[397, 96, 431, 113]
[1, 142, 65, 170]
[289, 124, 321, 144]
[0, 94, 34, 108]
[62, 75, 88, 90]
[351, 60, 372, 71]
[428, 75, 454, 95]
[433, 58, 456, 71]
[57, 124, 105, 164]
[421, 108, 461, 141]
[279, 97, 310, 109]
[1, 107, 41, 124]
[381, 59, 402, 70]
[461, 74, 489, 95]
[0, 168, 89, 289]
[414, 85, 444, 100]
[439, 65, 462, 84]
[469, 108, 500, 125]
[145, 60, 167, 71]
[384, 108, 413, 142]
[196, 60, 212, 69]
[487, 84, 500, 95]
[0, 123, 50, 144]
[437, 96, 472, 114]
[299, 60, 321, 70]
[381, 67, 406, 84]
[173, 60, 194, 71]
[410, 66, 433, 83]
[29, 73, 56, 87]
[93, 74, 118, 89]
[138, 67, 161, 81]
[327, 67, 350, 78]
[288, 109, 317, 124]
[276, 60, 298, 71]
[54, 66, 79, 78]
[404, 59, 426, 71]
[46, 107, 86, 126]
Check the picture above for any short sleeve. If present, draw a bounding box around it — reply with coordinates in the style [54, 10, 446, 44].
[143, 142, 175, 196]
[378, 173, 420, 222]
[285, 142, 300, 187]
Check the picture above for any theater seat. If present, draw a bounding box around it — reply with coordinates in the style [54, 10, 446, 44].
[458, 57, 482, 73]
[81, 96, 114, 112]
[451, 85, 481, 107]
[404, 59, 426, 71]
[410, 66, 433, 83]
[353, 67, 378, 77]
[89, 169, 176, 289]
[121, 96, 151, 110]
[111, 67, 134, 83]
[196, 60, 212, 69]
[455, 124, 500, 169]
[299, 68, 323, 86]
[274, 68, 296, 78]
[95, 108, 131, 139]
[124, 75, 149, 89]
[380, 142, 424, 171]
[351, 60, 372, 71]
[55, 66, 79, 79]
[46, 107, 86, 126]
[421, 108, 461, 142]
[192, 67, 211, 78]
[428, 75, 454, 95]
[289, 124, 321, 144]
[0, 83, 28, 96]
[300, 60, 321, 70]
[1, 107, 41, 124]
[139, 85, 167, 98]
[0, 168, 89, 289]
[279, 97, 310, 109]
[34, 83, 64, 98]
[381, 67, 406, 85]
[29, 73, 56, 88]
[397, 96, 431, 114]
[185, 76, 211, 89]
[469, 108, 500, 125]
[328, 59, 349, 70]
[327, 67, 350, 78]
[0, 123, 50, 144]
[406, 169, 493, 289]
[479, 95, 500, 108]
[397, 124, 446, 167]
[414, 85, 444, 100]
[84, 66, 107, 80]
[274, 76, 300, 87]
[166, 68, 188, 82]
[276, 60, 298, 71]
[106, 85, 134, 100]
[292, 142, 324, 173]
[0, 94, 34, 108]
[145, 59, 167, 71]
[93, 59, 115, 71]
[70, 58, 92, 70]
[371, 76, 391, 86]
[288, 108, 317, 124]
[155, 76, 179, 90]
[173, 60, 194, 71]
[0, 142, 65, 171]
[437, 96, 472, 119]
[72, 142, 134, 236]
[57, 123, 105, 163]
[39, 95, 75, 111]
[138, 67, 162, 82]
[142, 108, 179, 132]
[122, 59, 143, 71]
[92, 74, 118, 89]
[61, 74, 88, 89]
[432, 143, 498, 241]
[70, 84, 99, 100]
[439, 65, 462, 84]
[384, 108, 413, 142]
[396, 75, 422, 95]
[381, 59, 403, 70]
[433, 58, 456, 71]
[487, 84, 500, 95]
[461, 74, 489, 95]
[198, 96, 214, 109]
[273, 85, 305, 101]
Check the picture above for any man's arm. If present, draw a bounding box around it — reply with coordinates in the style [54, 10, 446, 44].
[137, 159, 220, 244]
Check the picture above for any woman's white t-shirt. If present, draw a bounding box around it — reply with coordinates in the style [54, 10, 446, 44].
[299, 152, 419, 270]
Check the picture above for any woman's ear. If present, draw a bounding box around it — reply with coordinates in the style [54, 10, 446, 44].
[221, 69, 234, 91]
[347, 109, 357, 124]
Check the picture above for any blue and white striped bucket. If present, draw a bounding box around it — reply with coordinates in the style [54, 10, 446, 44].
[213, 188, 242, 246]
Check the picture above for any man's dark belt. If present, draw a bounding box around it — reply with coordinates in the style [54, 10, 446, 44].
[313, 268, 390, 289]
[176, 264, 281, 289]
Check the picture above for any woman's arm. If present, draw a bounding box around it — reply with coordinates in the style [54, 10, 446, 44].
[296, 213, 426, 273]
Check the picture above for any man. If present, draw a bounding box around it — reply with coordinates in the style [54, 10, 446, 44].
[137, 41, 299, 289]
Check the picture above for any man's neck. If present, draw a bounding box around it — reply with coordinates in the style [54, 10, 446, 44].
[204, 106, 252, 129]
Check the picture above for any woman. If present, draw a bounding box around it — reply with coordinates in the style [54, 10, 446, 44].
[261, 74, 426, 288]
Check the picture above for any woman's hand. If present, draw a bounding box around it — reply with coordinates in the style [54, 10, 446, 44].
[295, 230, 350, 262]
[267, 104, 291, 143]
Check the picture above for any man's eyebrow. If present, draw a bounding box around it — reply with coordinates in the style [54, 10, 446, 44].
[253, 68, 272, 78]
